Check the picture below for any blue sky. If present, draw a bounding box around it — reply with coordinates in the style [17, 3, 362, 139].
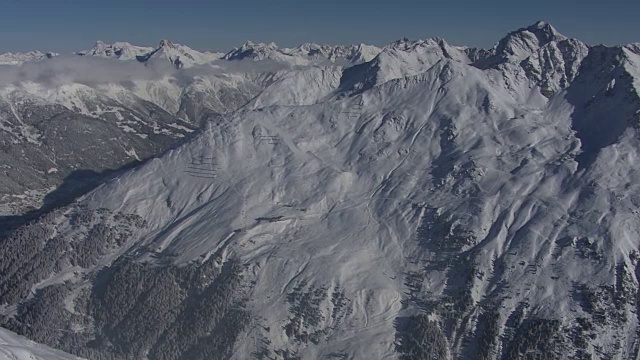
[1, 0, 639, 52]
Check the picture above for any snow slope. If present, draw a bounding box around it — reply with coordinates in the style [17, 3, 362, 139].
[0, 60, 263, 213]
[0, 328, 82, 360]
[71, 58, 572, 359]
[248, 65, 343, 108]
[340, 37, 471, 94]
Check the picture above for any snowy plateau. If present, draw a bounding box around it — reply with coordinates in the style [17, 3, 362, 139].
[1, 21, 640, 359]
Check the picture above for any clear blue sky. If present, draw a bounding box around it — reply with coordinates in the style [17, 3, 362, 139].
[1, 0, 639, 53]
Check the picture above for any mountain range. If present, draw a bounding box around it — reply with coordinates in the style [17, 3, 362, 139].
[1, 21, 640, 359]
[0, 39, 382, 215]
[1, 39, 383, 68]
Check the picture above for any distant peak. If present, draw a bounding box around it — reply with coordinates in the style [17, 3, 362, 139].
[240, 41, 278, 49]
[385, 37, 413, 51]
[297, 42, 322, 48]
[89, 41, 137, 50]
[526, 21, 564, 41]
[223, 41, 280, 61]
[391, 37, 411, 45]
[386, 37, 448, 52]
[531, 20, 549, 28]
[159, 39, 174, 48]
[508, 21, 566, 43]
[112, 41, 133, 47]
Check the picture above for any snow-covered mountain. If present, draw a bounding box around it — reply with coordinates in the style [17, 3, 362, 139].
[135, 39, 222, 68]
[0, 70, 264, 214]
[0, 51, 57, 65]
[0, 82, 197, 215]
[77, 39, 222, 68]
[223, 41, 281, 61]
[340, 37, 472, 95]
[4, 39, 381, 68]
[281, 42, 382, 63]
[2, 22, 640, 359]
[223, 41, 381, 64]
[473, 21, 590, 97]
[0, 40, 376, 214]
[76, 41, 154, 60]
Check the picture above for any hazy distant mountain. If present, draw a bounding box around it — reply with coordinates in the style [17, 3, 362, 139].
[0, 51, 57, 65]
[76, 41, 154, 60]
[223, 40, 381, 64]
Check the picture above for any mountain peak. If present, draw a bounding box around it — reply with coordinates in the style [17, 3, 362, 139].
[526, 20, 565, 42]
[78, 41, 154, 60]
[223, 41, 280, 61]
[275, 42, 381, 64]
[468, 21, 589, 96]
[529, 20, 552, 30]
[491, 21, 567, 62]
[385, 37, 448, 52]
[159, 39, 175, 48]
[242, 41, 279, 50]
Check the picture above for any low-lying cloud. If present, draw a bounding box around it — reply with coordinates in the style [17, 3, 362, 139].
[0, 56, 172, 86]
[0, 55, 305, 88]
